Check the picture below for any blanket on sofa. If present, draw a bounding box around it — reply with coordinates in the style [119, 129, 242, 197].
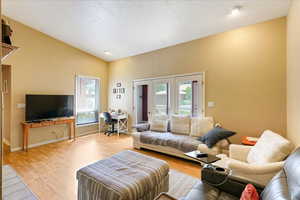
[140, 131, 202, 152]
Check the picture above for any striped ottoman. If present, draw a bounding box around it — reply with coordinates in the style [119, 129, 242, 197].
[77, 150, 169, 200]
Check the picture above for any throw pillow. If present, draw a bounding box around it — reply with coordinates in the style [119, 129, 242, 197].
[240, 184, 259, 200]
[149, 114, 169, 132]
[247, 130, 293, 164]
[170, 115, 190, 135]
[198, 127, 236, 148]
[190, 117, 214, 137]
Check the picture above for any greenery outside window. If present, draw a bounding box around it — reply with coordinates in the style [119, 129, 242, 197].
[76, 76, 100, 125]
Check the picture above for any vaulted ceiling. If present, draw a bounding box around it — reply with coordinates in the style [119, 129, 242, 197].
[3, 0, 290, 61]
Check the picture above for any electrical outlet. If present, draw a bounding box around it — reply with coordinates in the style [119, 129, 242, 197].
[208, 101, 215, 108]
[17, 103, 25, 109]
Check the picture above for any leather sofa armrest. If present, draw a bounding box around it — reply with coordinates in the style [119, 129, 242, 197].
[229, 144, 252, 162]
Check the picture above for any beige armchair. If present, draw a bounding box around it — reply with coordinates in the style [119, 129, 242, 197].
[214, 144, 285, 186]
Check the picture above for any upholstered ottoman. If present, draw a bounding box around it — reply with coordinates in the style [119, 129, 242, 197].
[77, 150, 169, 200]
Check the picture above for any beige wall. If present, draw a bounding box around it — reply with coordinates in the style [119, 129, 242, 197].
[287, 0, 300, 147]
[108, 17, 287, 143]
[2, 17, 108, 150]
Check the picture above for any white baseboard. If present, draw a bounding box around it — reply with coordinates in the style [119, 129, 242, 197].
[3, 138, 10, 146]
[11, 136, 69, 152]
[77, 130, 99, 137]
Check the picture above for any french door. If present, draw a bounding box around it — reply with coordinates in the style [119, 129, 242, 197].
[133, 73, 204, 124]
[151, 79, 171, 116]
[175, 75, 203, 117]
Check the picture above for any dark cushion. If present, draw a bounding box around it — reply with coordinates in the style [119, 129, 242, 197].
[198, 127, 235, 148]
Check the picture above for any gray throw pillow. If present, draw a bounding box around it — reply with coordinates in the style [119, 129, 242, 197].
[198, 127, 236, 148]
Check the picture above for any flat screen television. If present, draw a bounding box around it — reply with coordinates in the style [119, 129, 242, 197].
[25, 94, 74, 122]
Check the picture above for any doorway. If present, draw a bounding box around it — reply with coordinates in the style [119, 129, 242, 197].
[1, 65, 12, 149]
[136, 84, 149, 123]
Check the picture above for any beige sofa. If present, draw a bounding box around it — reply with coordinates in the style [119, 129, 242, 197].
[132, 116, 230, 161]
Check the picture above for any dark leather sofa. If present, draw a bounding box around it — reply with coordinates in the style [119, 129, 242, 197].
[181, 147, 300, 200]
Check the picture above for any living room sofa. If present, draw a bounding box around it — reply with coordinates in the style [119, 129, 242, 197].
[133, 115, 230, 160]
[181, 147, 300, 200]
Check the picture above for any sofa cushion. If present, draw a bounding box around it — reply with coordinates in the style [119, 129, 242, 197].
[240, 184, 259, 200]
[149, 114, 168, 132]
[198, 127, 235, 148]
[247, 130, 293, 164]
[140, 131, 201, 153]
[170, 115, 190, 135]
[190, 117, 214, 137]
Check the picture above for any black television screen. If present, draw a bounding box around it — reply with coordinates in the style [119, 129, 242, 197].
[26, 95, 74, 122]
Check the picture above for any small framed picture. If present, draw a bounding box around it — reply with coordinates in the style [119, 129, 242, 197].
[117, 82, 122, 87]
[113, 88, 117, 94]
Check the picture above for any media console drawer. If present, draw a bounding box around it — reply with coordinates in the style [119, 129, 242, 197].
[55, 120, 71, 125]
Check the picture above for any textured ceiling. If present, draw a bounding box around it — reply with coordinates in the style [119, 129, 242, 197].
[2, 0, 290, 61]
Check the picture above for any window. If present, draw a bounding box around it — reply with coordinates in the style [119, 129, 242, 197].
[76, 76, 100, 125]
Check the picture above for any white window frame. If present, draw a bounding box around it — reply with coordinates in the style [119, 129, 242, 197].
[75, 75, 101, 126]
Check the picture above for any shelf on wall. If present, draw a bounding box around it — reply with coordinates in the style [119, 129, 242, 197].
[1, 42, 19, 61]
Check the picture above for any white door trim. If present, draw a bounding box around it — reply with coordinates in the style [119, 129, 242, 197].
[132, 72, 206, 125]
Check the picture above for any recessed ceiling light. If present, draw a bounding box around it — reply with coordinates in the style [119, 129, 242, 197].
[230, 6, 242, 16]
[104, 50, 112, 55]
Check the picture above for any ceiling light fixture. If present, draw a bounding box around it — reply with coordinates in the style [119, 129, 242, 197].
[104, 50, 112, 55]
[230, 6, 242, 16]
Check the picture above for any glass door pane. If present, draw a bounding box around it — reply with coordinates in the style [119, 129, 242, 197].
[176, 75, 202, 117]
[178, 81, 193, 115]
[153, 82, 169, 115]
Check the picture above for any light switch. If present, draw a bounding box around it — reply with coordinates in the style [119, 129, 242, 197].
[208, 101, 215, 108]
[17, 103, 25, 109]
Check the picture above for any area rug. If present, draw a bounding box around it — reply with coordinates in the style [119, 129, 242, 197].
[168, 169, 198, 199]
[3, 165, 38, 200]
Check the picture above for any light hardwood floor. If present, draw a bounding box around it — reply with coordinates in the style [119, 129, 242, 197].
[4, 133, 200, 200]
